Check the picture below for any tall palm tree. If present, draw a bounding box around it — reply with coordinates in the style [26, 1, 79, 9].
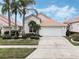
[1, 0, 12, 27]
[11, 0, 21, 29]
[19, 0, 35, 34]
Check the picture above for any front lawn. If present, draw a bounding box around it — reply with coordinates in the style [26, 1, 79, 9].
[0, 48, 36, 59]
[0, 38, 39, 45]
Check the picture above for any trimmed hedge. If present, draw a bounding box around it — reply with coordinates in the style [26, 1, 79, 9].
[2, 30, 19, 39]
[66, 30, 76, 36]
[2, 31, 11, 39]
[22, 33, 41, 39]
[11, 30, 19, 39]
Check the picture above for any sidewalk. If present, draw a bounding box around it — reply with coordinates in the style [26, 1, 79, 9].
[0, 45, 38, 48]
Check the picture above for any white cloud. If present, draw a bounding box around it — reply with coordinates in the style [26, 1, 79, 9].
[36, 5, 77, 21]
[56, 6, 77, 18]
[37, 5, 59, 13]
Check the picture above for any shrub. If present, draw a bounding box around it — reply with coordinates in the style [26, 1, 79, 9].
[2, 31, 11, 39]
[30, 33, 40, 39]
[22, 33, 41, 39]
[22, 33, 32, 39]
[2, 35, 11, 39]
[66, 30, 71, 36]
[2, 30, 19, 39]
[30, 36, 39, 39]
[66, 30, 76, 37]
[70, 33, 79, 41]
[4, 31, 9, 35]
[22, 34, 26, 39]
[11, 30, 19, 39]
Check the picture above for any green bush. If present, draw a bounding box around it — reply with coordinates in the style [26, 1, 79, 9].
[11, 30, 19, 39]
[30, 36, 39, 39]
[2, 30, 19, 39]
[22, 33, 33, 39]
[66, 30, 70, 36]
[22, 33, 41, 39]
[2, 34, 11, 39]
[2, 31, 11, 39]
[30, 33, 40, 39]
[66, 30, 76, 36]
[70, 33, 79, 41]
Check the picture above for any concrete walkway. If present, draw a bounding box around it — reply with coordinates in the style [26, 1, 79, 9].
[26, 37, 79, 59]
[0, 45, 38, 48]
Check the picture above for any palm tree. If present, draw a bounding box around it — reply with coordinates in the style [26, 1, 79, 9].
[19, 0, 35, 34]
[11, 0, 21, 29]
[1, 0, 12, 27]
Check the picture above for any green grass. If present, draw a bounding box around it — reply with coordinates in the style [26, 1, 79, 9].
[0, 48, 36, 59]
[65, 36, 79, 46]
[0, 38, 39, 45]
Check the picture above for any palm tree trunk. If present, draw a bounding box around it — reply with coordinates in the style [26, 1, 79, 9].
[22, 13, 25, 34]
[7, 0, 11, 27]
[8, 10, 11, 27]
[8, 8, 11, 37]
[22, 8, 26, 35]
[7, 0, 11, 37]
[15, 11, 17, 30]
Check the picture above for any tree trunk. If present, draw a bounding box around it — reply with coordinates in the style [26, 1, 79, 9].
[15, 11, 17, 30]
[7, 0, 11, 37]
[7, 0, 11, 27]
[8, 9, 11, 37]
[22, 8, 26, 35]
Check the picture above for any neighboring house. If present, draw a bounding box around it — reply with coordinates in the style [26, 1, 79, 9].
[24, 13, 67, 36]
[0, 15, 22, 35]
[64, 16, 79, 32]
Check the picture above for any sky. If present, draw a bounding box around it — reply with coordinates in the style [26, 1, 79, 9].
[0, 0, 79, 23]
[34, 0, 79, 22]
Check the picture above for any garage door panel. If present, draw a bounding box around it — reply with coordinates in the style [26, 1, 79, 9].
[39, 27, 66, 36]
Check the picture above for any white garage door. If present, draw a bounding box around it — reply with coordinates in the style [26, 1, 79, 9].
[39, 27, 66, 36]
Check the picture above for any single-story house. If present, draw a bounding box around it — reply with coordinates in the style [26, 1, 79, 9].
[64, 16, 79, 32]
[0, 15, 22, 36]
[24, 13, 67, 36]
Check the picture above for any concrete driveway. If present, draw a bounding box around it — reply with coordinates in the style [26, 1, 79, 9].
[25, 37, 79, 59]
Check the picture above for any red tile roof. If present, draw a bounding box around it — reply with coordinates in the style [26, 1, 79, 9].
[37, 13, 67, 26]
[0, 15, 21, 26]
[64, 16, 79, 24]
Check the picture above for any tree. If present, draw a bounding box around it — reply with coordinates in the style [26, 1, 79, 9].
[1, 0, 12, 27]
[66, 24, 71, 36]
[19, 0, 35, 34]
[11, 0, 22, 29]
[35, 24, 41, 34]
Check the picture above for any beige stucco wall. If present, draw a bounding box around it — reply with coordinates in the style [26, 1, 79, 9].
[24, 16, 40, 33]
[70, 23, 79, 32]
